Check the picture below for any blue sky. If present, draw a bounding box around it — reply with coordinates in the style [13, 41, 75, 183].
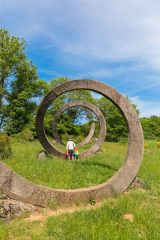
[0, 0, 160, 117]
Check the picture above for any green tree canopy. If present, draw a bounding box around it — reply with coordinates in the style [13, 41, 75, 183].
[0, 29, 46, 134]
[44, 77, 96, 137]
[141, 115, 160, 140]
[95, 97, 128, 141]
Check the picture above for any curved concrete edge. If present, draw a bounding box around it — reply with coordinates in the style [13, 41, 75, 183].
[0, 80, 143, 207]
[0, 156, 142, 207]
[52, 116, 96, 146]
[78, 122, 96, 146]
[0, 161, 114, 207]
[36, 79, 143, 186]
[38, 100, 106, 159]
[52, 103, 96, 146]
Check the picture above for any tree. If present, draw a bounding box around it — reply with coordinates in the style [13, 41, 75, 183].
[44, 78, 140, 142]
[5, 62, 46, 134]
[0, 29, 26, 127]
[0, 29, 46, 133]
[44, 77, 96, 137]
[141, 115, 160, 140]
[48, 77, 95, 118]
[96, 96, 139, 142]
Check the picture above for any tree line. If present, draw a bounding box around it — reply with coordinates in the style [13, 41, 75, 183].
[0, 29, 160, 142]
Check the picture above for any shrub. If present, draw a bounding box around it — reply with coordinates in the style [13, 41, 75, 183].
[16, 128, 35, 142]
[0, 133, 12, 159]
[157, 141, 160, 148]
[144, 142, 149, 148]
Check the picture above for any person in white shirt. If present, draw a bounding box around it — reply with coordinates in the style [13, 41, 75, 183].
[66, 138, 76, 160]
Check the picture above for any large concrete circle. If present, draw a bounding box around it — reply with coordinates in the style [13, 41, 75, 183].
[37, 100, 106, 159]
[0, 80, 144, 207]
[52, 103, 96, 145]
[52, 101, 104, 149]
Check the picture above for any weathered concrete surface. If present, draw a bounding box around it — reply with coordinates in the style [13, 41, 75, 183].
[41, 100, 106, 159]
[79, 122, 96, 146]
[52, 103, 96, 146]
[0, 80, 144, 207]
[0, 194, 39, 221]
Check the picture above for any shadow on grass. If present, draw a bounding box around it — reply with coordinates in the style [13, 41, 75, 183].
[76, 161, 118, 171]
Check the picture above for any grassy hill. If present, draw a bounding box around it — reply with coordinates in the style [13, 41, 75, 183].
[3, 140, 126, 189]
[0, 140, 160, 239]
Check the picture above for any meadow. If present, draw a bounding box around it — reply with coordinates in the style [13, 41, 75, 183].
[0, 140, 160, 239]
[3, 140, 126, 189]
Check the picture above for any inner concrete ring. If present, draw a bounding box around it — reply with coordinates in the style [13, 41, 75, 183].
[79, 122, 95, 146]
[54, 121, 96, 146]
[38, 100, 106, 159]
[52, 101, 103, 147]
[52, 104, 96, 145]
[0, 80, 144, 207]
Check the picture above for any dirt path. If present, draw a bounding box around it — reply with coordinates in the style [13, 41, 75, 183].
[26, 200, 105, 222]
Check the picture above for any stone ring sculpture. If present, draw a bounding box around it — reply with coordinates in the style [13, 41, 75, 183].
[54, 121, 96, 146]
[52, 101, 102, 147]
[37, 100, 106, 159]
[78, 122, 95, 146]
[0, 80, 144, 207]
[52, 105, 96, 146]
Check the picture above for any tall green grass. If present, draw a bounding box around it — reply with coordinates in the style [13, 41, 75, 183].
[3, 140, 126, 189]
[44, 191, 160, 240]
[0, 190, 159, 240]
[138, 141, 160, 196]
[0, 140, 160, 240]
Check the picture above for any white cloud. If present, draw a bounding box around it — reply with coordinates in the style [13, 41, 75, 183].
[43, 0, 160, 70]
[130, 96, 160, 117]
[39, 68, 60, 78]
[69, 69, 113, 79]
[0, 0, 160, 110]
[1, 0, 160, 69]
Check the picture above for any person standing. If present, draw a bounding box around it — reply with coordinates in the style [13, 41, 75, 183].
[66, 138, 76, 160]
[74, 147, 79, 160]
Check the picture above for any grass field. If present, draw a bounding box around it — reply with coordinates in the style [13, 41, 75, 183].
[0, 140, 160, 239]
[3, 140, 126, 189]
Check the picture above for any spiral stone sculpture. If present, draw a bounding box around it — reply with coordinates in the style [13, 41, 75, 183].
[0, 80, 144, 207]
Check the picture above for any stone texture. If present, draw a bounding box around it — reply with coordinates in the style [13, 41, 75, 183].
[130, 177, 146, 190]
[36, 81, 109, 159]
[0, 80, 143, 207]
[0, 196, 39, 221]
[37, 150, 48, 160]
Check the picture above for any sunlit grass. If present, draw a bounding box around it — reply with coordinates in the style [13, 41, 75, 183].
[1, 140, 160, 239]
[3, 140, 127, 189]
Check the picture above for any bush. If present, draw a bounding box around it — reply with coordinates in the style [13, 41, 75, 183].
[157, 141, 160, 148]
[16, 128, 35, 142]
[0, 133, 12, 159]
[144, 142, 149, 148]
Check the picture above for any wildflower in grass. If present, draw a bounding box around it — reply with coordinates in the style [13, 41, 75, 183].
[144, 142, 149, 148]
[11, 160, 16, 164]
[156, 141, 160, 148]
